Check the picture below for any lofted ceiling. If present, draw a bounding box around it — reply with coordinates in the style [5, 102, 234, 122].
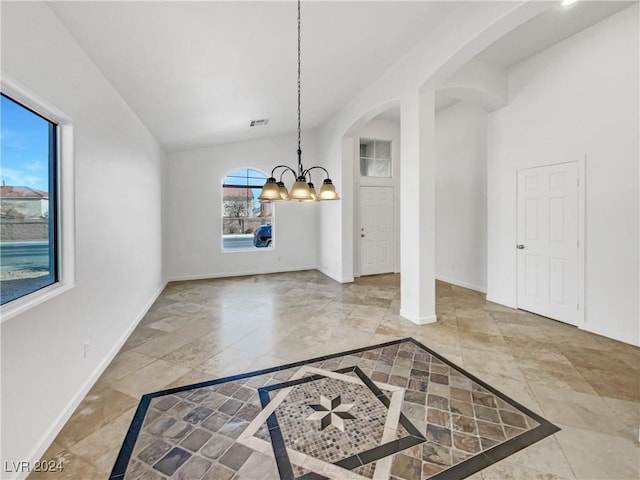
[48, 1, 463, 152]
[47, 1, 635, 152]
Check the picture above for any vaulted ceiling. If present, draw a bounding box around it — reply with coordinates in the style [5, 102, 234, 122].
[48, 1, 633, 152]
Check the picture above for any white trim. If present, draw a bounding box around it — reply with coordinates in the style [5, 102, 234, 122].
[486, 295, 517, 309]
[580, 323, 640, 348]
[0, 76, 76, 323]
[399, 309, 437, 325]
[577, 155, 586, 329]
[167, 266, 317, 283]
[515, 159, 585, 327]
[18, 280, 167, 480]
[435, 276, 487, 294]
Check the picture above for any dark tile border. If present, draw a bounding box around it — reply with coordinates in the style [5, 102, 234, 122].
[258, 366, 426, 479]
[109, 337, 559, 480]
[109, 337, 406, 480]
[405, 337, 560, 480]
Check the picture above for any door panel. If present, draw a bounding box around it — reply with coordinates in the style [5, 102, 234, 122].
[517, 162, 578, 325]
[359, 186, 394, 276]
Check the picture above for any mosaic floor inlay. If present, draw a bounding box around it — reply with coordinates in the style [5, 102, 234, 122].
[110, 338, 559, 480]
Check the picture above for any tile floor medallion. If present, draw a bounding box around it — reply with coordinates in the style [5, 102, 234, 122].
[110, 338, 559, 480]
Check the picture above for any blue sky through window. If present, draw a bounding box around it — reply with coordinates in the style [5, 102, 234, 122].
[223, 168, 266, 211]
[1, 94, 51, 192]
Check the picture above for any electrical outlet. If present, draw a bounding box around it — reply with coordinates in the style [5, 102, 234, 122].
[83, 340, 90, 358]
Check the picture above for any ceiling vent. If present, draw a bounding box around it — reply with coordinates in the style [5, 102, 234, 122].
[250, 119, 269, 127]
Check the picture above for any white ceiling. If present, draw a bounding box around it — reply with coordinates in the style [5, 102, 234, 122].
[476, 0, 634, 67]
[49, 1, 462, 152]
[48, 1, 634, 152]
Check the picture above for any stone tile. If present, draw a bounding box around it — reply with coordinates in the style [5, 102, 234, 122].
[183, 405, 214, 424]
[480, 461, 573, 479]
[28, 450, 105, 480]
[530, 383, 630, 436]
[113, 359, 191, 398]
[200, 433, 233, 460]
[555, 424, 639, 480]
[452, 431, 481, 453]
[451, 414, 477, 435]
[99, 350, 157, 384]
[160, 339, 224, 370]
[180, 428, 212, 452]
[68, 407, 136, 472]
[218, 443, 253, 471]
[138, 439, 172, 465]
[202, 411, 231, 432]
[152, 447, 191, 476]
[218, 398, 243, 416]
[574, 364, 639, 402]
[390, 453, 422, 480]
[47, 272, 635, 480]
[237, 451, 279, 479]
[53, 383, 138, 448]
[427, 408, 451, 428]
[201, 463, 235, 480]
[422, 443, 452, 467]
[504, 435, 576, 479]
[176, 455, 212, 480]
[426, 424, 452, 447]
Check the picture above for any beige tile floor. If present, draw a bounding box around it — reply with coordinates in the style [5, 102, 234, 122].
[33, 271, 639, 480]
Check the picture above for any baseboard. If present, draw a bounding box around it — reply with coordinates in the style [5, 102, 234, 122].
[435, 275, 487, 294]
[400, 309, 437, 325]
[485, 294, 517, 309]
[580, 324, 640, 348]
[18, 280, 167, 480]
[167, 265, 317, 283]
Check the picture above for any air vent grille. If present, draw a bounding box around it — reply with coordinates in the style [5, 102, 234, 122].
[250, 119, 269, 127]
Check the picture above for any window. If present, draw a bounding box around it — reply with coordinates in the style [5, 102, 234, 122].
[360, 138, 392, 178]
[0, 93, 58, 304]
[222, 169, 272, 250]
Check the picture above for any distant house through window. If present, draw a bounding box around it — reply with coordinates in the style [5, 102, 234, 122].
[222, 169, 272, 250]
[0, 93, 58, 304]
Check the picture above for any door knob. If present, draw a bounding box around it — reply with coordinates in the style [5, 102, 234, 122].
[361, 234, 365, 237]
[516, 244, 525, 249]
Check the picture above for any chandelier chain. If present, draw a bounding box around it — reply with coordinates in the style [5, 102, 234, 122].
[257, 0, 339, 202]
[297, 0, 302, 169]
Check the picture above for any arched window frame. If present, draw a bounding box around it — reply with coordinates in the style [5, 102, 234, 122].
[221, 168, 273, 251]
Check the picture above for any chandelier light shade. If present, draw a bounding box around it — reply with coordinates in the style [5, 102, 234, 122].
[318, 178, 340, 200]
[258, 0, 339, 203]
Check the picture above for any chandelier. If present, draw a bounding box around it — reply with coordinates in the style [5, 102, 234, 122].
[258, 0, 339, 202]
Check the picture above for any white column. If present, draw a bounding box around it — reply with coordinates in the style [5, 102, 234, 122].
[399, 88, 437, 324]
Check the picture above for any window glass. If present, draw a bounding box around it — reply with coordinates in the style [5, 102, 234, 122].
[0, 93, 58, 304]
[360, 139, 391, 177]
[222, 169, 272, 250]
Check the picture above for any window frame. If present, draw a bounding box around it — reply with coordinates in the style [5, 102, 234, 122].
[220, 168, 274, 253]
[359, 138, 392, 179]
[0, 77, 75, 322]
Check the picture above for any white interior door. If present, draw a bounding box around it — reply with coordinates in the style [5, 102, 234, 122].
[359, 186, 394, 276]
[517, 162, 579, 325]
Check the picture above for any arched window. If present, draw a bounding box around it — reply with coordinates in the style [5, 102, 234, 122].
[222, 169, 272, 250]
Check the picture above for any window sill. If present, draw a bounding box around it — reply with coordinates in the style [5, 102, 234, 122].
[221, 248, 274, 253]
[0, 281, 74, 323]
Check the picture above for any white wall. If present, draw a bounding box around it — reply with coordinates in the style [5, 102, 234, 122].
[487, 5, 639, 346]
[315, 1, 550, 303]
[166, 133, 319, 280]
[435, 102, 488, 292]
[0, 1, 166, 469]
[351, 117, 401, 276]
